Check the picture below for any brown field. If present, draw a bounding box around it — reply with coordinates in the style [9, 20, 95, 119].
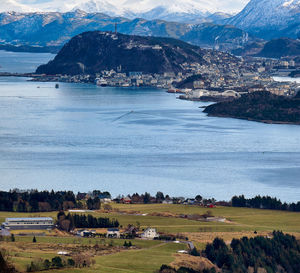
[170, 254, 219, 272]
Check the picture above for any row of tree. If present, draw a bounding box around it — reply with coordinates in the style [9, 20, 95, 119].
[1, 189, 299, 213]
[26, 254, 95, 272]
[231, 195, 300, 212]
[0, 189, 105, 212]
[0, 190, 77, 212]
[57, 212, 119, 231]
[203, 231, 300, 273]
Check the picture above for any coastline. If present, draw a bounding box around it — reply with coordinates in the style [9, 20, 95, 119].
[205, 113, 300, 125]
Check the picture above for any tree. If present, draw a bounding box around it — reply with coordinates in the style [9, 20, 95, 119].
[156, 192, 165, 202]
[72, 254, 94, 268]
[57, 211, 66, 221]
[32, 236, 36, 243]
[67, 258, 75, 267]
[195, 195, 202, 202]
[143, 192, 151, 204]
[43, 259, 51, 270]
[60, 219, 71, 231]
[52, 256, 63, 268]
[190, 247, 200, 256]
[10, 234, 15, 242]
[93, 197, 101, 210]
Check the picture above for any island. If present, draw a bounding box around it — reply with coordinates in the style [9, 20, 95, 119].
[203, 91, 300, 124]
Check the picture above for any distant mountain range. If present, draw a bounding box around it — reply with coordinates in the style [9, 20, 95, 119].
[0, 10, 257, 50]
[227, 0, 300, 39]
[36, 31, 238, 75]
[0, 0, 299, 55]
[1, 0, 243, 23]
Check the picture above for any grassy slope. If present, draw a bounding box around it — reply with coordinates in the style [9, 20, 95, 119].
[3, 239, 185, 273]
[1, 204, 300, 233]
[1, 204, 300, 273]
[111, 204, 300, 233]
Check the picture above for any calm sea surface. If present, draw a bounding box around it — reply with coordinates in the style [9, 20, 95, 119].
[0, 51, 300, 201]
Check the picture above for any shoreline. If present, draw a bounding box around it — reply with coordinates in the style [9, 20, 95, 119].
[2, 72, 299, 126]
[205, 113, 300, 125]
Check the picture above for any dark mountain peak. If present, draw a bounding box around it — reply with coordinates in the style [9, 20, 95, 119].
[36, 31, 208, 75]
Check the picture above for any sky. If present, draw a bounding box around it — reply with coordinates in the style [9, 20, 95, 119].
[16, 0, 251, 13]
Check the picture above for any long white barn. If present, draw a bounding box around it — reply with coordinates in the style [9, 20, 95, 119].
[2, 217, 54, 230]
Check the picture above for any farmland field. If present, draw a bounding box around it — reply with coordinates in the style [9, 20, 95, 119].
[1, 204, 300, 272]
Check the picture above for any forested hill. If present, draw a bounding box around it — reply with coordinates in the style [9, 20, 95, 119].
[257, 38, 300, 58]
[36, 31, 222, 75]
[204, 91, 300, 125]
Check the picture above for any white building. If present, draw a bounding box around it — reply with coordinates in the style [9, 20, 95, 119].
[2, 217, 54, 230]
[107, 228, 120, 238]
[141, 228, 159, 239]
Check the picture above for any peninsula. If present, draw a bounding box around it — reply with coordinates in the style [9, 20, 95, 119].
[203, 91, 300, 124]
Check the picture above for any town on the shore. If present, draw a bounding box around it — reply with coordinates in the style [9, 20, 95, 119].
[21, 55, 299, 102]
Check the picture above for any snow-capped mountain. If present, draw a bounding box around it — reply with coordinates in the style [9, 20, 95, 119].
[227, 0, 300, 39]
[8, 0, 245, 23]
[71, 0, 220, 22]
[121, 0, 217, 14]
[71, 0, 123, 16]
[39, 0, 246, 14]
[0, 10, 257, 50]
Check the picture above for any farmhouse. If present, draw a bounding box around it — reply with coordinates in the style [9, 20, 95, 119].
[107, 228, 120, 238]
[2, 217, 54, 230]
[77, 230, 96, 237]
[141, 228, 159, 239]
[122, 196, 132, 204]
[124, 224, 139, 237]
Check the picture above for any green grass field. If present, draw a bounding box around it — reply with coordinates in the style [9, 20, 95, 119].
[1, 204, 300, 234]
[2, 237, 186, 273]
[44, 242, 187, 273]
[1, 204, 300, 273]
[111, 203, 300, 233]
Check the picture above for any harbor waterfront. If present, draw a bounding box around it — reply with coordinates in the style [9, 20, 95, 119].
[0, 51, 300, 202]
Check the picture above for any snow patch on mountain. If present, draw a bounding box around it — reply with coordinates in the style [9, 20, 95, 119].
[228, 0, 300, 29]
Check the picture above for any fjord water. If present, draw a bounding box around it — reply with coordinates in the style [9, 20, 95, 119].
[0, 50, 55, 73]
[0, 52, 300, 202]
